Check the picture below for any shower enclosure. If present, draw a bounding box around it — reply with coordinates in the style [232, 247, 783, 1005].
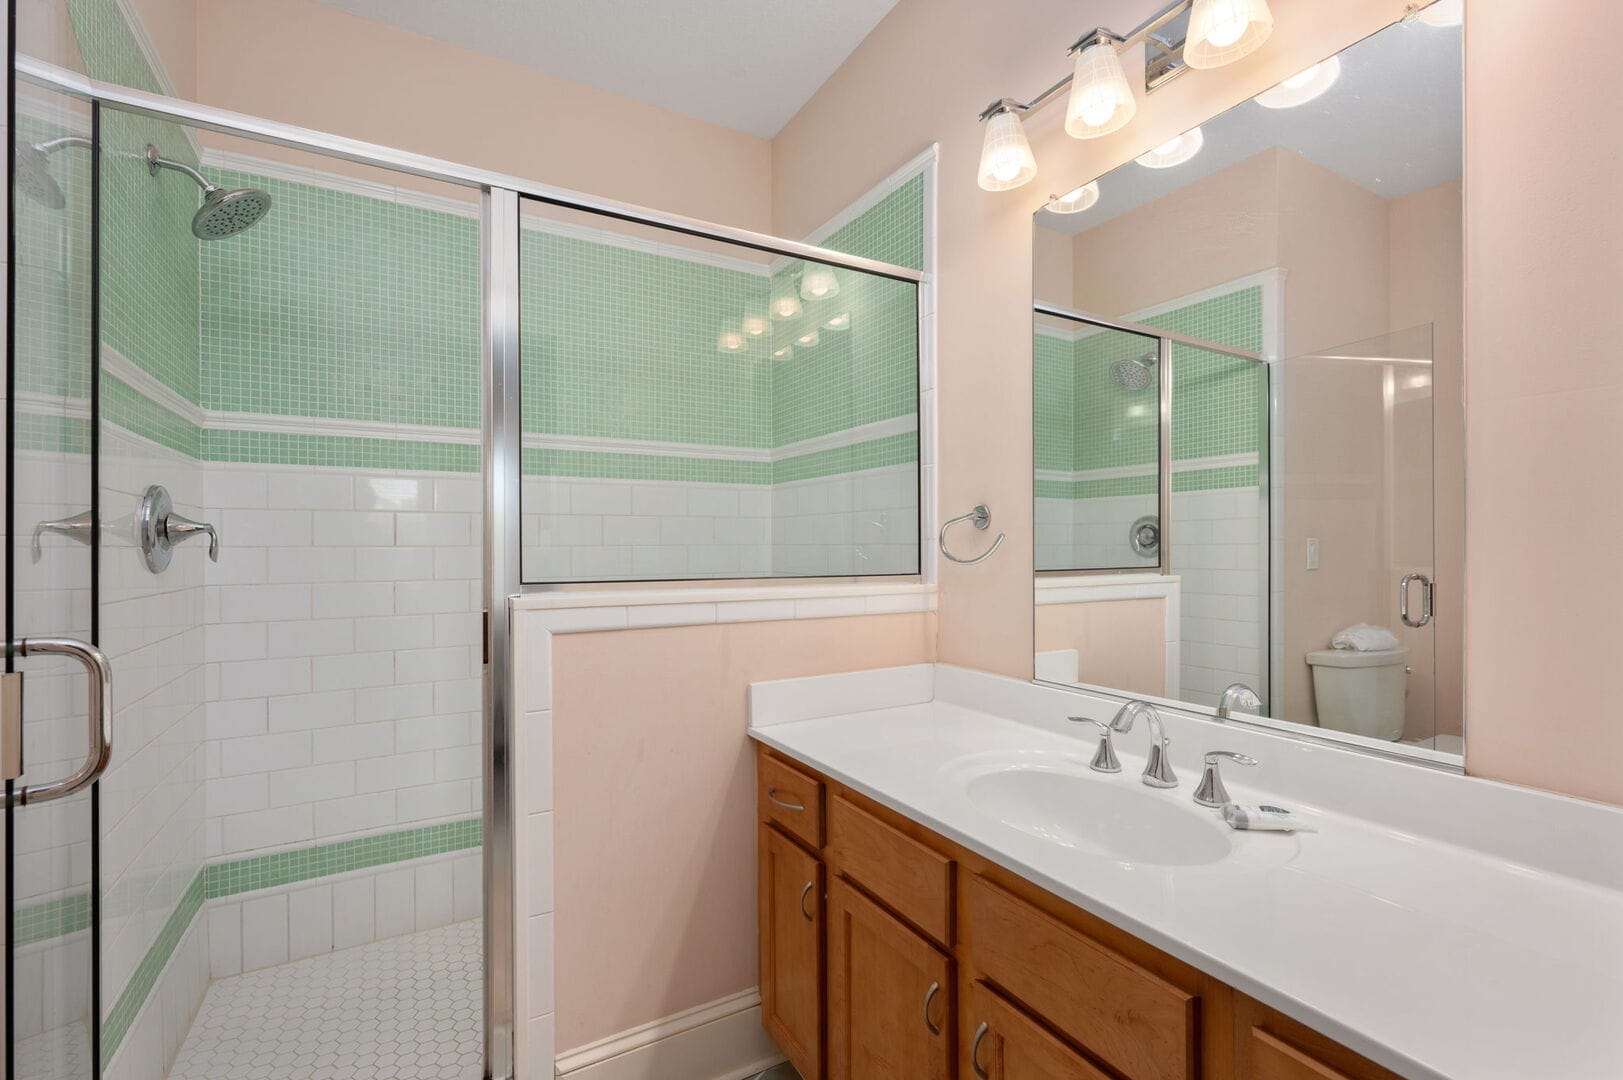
[6, 34, 924, 1080]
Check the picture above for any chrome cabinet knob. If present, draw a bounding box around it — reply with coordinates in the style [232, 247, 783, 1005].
[1193, 750, 1258, 808]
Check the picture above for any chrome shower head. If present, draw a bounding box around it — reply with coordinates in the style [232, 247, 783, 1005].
[147, 143, 271, 239]
[1111, 350, 1158, 391]
[13, 135, 91, 210]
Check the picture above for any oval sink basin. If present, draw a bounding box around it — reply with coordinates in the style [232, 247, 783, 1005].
[962, 764, 1236, 867]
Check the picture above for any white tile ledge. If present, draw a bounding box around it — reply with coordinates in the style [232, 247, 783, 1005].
[512, 582, 935, 629]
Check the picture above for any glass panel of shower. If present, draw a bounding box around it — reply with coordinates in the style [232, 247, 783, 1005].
[1274, 324, 1445, 750]
[11, 89, 493, 1077]
[515, 198, 924, 585]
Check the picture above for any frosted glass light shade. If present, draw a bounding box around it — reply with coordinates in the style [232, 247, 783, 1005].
[1254, 57, 1341, 109]
[1135, 126, 1205, 169]
[772, 345, 792, 360]
[771, 293, 802, 320]
[823, 312, 851, 331]
[800, 265, 840, 301]
[1415, 0, 1462, 26]
[1185, 0, 1274, 69]
[717, 331, 746, 353]
[795, 329, 820, 348]
[977, 110, 1037, 191]
[1065, 41, 1137, 139]
[1046, 181, 1100, 215]
[741, 315, 768, 337]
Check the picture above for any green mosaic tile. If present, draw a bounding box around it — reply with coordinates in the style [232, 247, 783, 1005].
[817, 173, 927, 272]
[772, 432, 918, 485]
[201, 429, 478, 472]
[101, 870, 203, 1066]
[204, 817, 482, 899]
[521, 447, 767, 485]
[13, 890, 93, 947]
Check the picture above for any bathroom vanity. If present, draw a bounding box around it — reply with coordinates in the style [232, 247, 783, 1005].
[749, 665, 1623, 1080]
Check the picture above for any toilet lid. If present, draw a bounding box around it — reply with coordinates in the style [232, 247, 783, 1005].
[1305, 647, 1408, 669]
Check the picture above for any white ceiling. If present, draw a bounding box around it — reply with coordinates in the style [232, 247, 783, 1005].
[309, 0, 902, 138]
[1039, 19, 1464, 235]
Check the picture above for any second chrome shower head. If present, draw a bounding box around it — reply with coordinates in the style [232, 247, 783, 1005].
[147, 144, 272, 239]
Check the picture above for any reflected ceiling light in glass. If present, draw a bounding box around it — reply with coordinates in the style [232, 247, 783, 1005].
[1045, 181, 1100, 215]
[717, 331, 746, 353]
[823, 312, 851, 331]
[800, 265, 840, 301]
[772, 345, 793, 360]
[1254, 56, 1341, 109]
[1065, 37, 1136, 139]
[796, 329, 821, 348]
[741, 315, 768, 337]
[1184, 0, 1274, 69]
[1414, 0, 1462, 27]
[1135, 126, 1205, 169]
[771, 293, 802, 320]
[977, 106, 1038, 191]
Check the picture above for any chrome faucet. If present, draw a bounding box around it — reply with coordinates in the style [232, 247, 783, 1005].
[1216, 682, 1260, 720]
[1110, 700, 1177, 788]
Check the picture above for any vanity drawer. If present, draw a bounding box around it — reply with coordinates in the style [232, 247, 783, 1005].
[759, 753, 824, 849]
[828, 794, 954, 947]
[963, 874, 1196, 1080]
[1235, 995, 1403, 1080]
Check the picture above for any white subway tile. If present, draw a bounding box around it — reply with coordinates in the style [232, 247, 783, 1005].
[205, 622, 267, 663]
[357, 684, 435, 722]
[313, 792, 396, 837]
[311, 651, 396, 692]
[207, 904, 242, 978]
[414, 862, 454, 930]
[356, 752, 435, 794]
[434, 679, 482, 714]
[435, 744, 480, 781]
[394, 646, 472, 682]
[631, 485, 686, 516]
[218, 584, 312, 623]
[353, 546, 435, 582]
[354, 614, 435, 651]
[206, 699, 268, 740]
[206, 774, 268, 817]
[355, 476, 432, 511]
[569, 485, 631, 515]
[397, 713, 473, 753]
[312, 510, 394, 547]
[221, 509, 312, 547]
[268, 472, 353, 510]
[332, 876, 375, 949]
[375, 867, 416, 938]
[219, 732, 311, 775]
[433, 478, 481, 512]
[453, 855, 482, 921]
[205, 470, 268, 509]
[396, 512, 472, 547]
[527, 913, 555, 1016]
[267, 618, 355, 658]
[432, 612, 481, 647]
[289, 885, 334, 960]
[312, 582, 396, 619]
[433, 547, 480, 580]
[395, 580, 471, 615]
[222, 805, 311, 853]
[269, 762, 356, 807]
[267, 690, 355, 732]
[241, 894, 289, 972]
[397, 781, 472, 822]
[313, 721, 395, 763]
[268, 546, 358, 583]
[528, 812, 554, 915]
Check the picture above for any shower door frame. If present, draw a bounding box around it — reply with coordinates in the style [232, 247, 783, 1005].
[13, 52, 928, 1079]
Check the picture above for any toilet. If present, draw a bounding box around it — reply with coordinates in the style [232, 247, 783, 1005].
[1305, 647, 1409, 741]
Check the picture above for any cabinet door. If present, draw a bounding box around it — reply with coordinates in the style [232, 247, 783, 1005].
[964, 980, 1110, 1080]
[760, 824, 824, 1079]
[827, 876, 953, 1080]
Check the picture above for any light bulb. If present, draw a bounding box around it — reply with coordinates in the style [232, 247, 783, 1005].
[742, 315, 767, 337]
[977, 109, 1037, 191]
[800, 266, 839, 301]
[796, 329, 820, 348]
[1045, 181, 1100, 215]
[823, 312, 851, 331]
[1185, 0, 1274, 69]
[771, 294, 802, 320]
[1254, 56, 1341, 109]
[1065, 40, 1136, 139]
[717, 331, 745, 353]
[1135, 126, 1204, 169]
[772, 345, 792, 360]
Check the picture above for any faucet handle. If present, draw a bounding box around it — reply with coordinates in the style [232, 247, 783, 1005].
[1193, 750, 1259, 807]
[1067, 716, 1121, 773]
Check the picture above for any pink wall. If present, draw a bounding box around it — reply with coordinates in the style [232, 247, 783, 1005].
[1035, 599, 1165, 697]
[550, 613, 935, 1051]
[1462, 1, 1623, 805]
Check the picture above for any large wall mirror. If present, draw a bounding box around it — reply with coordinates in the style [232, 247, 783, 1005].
[1032, 14, 1464, 761]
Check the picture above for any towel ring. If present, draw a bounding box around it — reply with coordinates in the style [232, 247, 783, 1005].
[939, 504, 1005, 565]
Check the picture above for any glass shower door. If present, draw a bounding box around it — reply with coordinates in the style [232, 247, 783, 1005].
[7, 83, 104, 1080]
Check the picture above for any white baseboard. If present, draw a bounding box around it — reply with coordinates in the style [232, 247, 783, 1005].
[553, 989, 784, 1080]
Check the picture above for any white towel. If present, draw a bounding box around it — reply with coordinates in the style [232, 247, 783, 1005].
[1331, 623, 1401, 652]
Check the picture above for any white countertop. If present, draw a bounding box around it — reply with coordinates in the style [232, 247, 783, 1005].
[748, 665, 1623, 1080]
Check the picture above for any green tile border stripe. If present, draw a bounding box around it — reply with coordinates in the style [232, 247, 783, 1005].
[205, 816, 482, 899]
[97, 816, 482, 1067]
[14, 890, 93, 947]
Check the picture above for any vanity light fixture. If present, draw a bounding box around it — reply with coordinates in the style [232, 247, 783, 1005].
[976, 0, 1276, 192]
[1410, 0, 1462, 27]
[1046, 181, 1100, 215]
[741, 315, 768, 337]
[800, 265, 840, 301]
[1254, 57, 1341, 109]
[1135, 126, 1204, 168]
[1066, 31, 1137, 139]
[717, 330, 746, 353]
[771, 293, 802, 320]
[823, 312, 851, 331]
[976, 102, 1038, 192]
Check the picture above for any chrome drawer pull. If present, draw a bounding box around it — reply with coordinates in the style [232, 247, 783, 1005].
[766, 787, 805, 813]
[923, 980, 942, 1035]
[799, 881, 814, 922]
[971, 1021, 990, 1077]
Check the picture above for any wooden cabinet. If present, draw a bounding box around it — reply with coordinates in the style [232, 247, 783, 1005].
[826, 876, 953, 1080]
[756, 747, 1399, 1080]
[963, 980, 1111, 1080]
[759, 824, 824, 1080]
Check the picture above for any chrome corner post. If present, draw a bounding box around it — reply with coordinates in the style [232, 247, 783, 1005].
[481, 185, 522, 1080]
[1157, 334, 1174, 576]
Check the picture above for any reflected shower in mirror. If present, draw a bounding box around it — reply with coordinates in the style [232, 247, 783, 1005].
[1031, 14, 1463, 759]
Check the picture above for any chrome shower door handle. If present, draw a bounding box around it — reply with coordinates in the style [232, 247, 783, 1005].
[5, 637, 113, 805]
[1399, 573, 1433, 628]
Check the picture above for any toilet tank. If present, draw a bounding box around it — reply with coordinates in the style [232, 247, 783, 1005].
[1305, 647, 1408, 741]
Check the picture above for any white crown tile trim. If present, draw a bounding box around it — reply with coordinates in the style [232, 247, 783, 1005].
[512, 581, 934, 616]
[1036, 452, 1260, 486]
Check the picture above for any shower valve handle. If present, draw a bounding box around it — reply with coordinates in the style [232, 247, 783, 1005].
[165, 512, 220, 561]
